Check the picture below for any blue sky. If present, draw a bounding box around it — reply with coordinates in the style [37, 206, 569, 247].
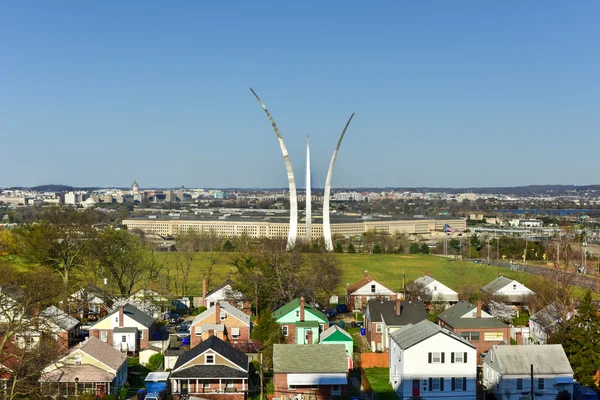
[1, 2, 598, 189]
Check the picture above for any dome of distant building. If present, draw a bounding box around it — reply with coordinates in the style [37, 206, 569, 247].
[82, 197, 97, 208]
[131, 180, 139, 193]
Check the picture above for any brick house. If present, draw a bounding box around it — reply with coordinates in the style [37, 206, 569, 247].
[190, 301, 251, 347]
[89, 304, 157, 352]
[346, 270, 397, 313]
[273, 344, 350, 400]
[436, 300, 510, 363]
[364, 298, 427, 352]
[170, 335, 249, 400]
[273, 297, 328, 344]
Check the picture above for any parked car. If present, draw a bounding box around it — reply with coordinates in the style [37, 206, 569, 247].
[176, 326, 190, 338]
[325, 308, 338, 318]
[168, 314, 181, 324]
[574, 383, 599, 400]
[336, 304, 349, 314]
[473, 259, 483, 264]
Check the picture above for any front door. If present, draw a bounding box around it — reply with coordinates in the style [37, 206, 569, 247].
[412, 380, 420, 397]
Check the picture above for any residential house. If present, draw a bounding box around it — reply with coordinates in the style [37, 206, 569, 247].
[39, 336, 128, 398]
[273, 344, 350, 400]
[480, 273, 534, 306]
[346, 270, 397, 312]
[483, 344, 574, 400]
[364, 298, 427, 352]
[437, 300, 510, 363]
[274, 297, 328, 344]
[320, 325, 354, 358]
[413, 272, 459, 304]
[170, 335, 249, 400]
[40, 305, 80, 350]
[89, 304, 157, 352]
[199, 278, 251, 314]
[389, 320, 477, 399]
[529, 302, 573, 345]
[67, 285, 115, 319]
[190, 301, 251, 347]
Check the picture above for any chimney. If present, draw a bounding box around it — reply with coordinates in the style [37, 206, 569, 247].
[300, 297, 305, 322]
[498, 271, 502, 277]
[208, 329, 214, 338]
[477, 300, 482, 318]
[215, 302, 220, 324]
[516, 331, 522, 345]
[364, 270, 369, 278]
[119, 305, 124, 327]
[426, 271, 431, 277]
[202, 279, 207, 306]
[395, 297, 401, 316]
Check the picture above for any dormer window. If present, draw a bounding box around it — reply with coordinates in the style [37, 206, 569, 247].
[74, 355, 82, 365]
[512, 284, 517, 290]
[296, 310, 300, 318]
[371, 285, 376, 293]
[434, 286, 437, 291]
[206, 354, 215, 364]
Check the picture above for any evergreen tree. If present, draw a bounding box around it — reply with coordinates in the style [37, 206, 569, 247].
[409, 243, 420, 254]
[251, 311, 284, 369]
[334, 241, 344, 253]
[347, 243, 356, 254]
[420, 243, 430, 254]
[223, 239, 235, 252]
[373, 243, 382, 254]
[550, 291, 600, 386]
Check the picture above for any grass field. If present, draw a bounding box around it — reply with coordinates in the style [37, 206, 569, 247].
[156, 252, 531, 298]
[364, 367, 399, 399]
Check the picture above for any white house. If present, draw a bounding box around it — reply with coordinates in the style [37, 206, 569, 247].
[529, 302, 574, 345]
[480, 273, 534, 304]
[413, 272, 459, 303]
[389, 320, 477, 399]
[346, 271, 397, 312]
[483, 344, 574, 400]
[200, 278, 245, 309]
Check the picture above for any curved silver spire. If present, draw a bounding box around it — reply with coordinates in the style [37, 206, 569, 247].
[323, 113, 355, 251]
[250, 88, 298, 249]
[306, 134, 311, 241]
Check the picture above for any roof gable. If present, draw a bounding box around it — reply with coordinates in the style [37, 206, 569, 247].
[366, 299, 427, 325]
[191, 301, 250, 326]
[91, 303, 155, 329]
[485, 344, 573, 376]
[205, 279, 243, 299]
[391, 320, 476, 350]
[172, 336, 248, 372]
[346, 274, 374, 293]
[273, 299, 327, 322]
[437, 300, 508, 329]
[320, 325, 353, 342]
[69, 337, 127, 372]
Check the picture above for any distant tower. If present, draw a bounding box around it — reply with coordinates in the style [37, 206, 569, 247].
[250, 88, 298, 250]
[323, 113, 355, 251]
[131, 180, 139, 193]
[305, 135, 312, 241]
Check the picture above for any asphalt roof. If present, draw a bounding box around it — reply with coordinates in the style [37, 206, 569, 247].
[77, 337, 128, 371]
[529, 302, 570, 330]
[346, 274, 374, 294]
[484, 344, 573, 375]
[170, 364, 248, 379]
[173, 336, 248, 372]
[273, 298, 327, 322]
[205, 278, 242, 298]
[273, 344, 348, 373]
[437, 300, 509, 329]
[41, 305, 80, 331]
[480, 276, 515, 294]
[320, 325, 353, 342]
[366, 299, 427, 325]
[192, 301, 250, 326]
[413, 275, 435, 286]
[390, 320, 476, 350]
[94, 303, 155, 329]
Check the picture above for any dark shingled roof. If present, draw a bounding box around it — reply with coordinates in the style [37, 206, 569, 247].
[366, 299, 427, 326]
[93, 303, 155, 329]
[173, 336, 248, 372]
[170, 365, 248, 378]
[437, 300, 509, 329]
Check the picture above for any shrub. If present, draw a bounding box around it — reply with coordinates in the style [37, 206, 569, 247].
[147, 353, 164, 372]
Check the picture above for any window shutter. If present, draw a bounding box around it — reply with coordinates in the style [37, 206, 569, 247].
[451, 378, 455, 391]
[463, 377, 467, 391]
[428, 352, 432, 363]
[441, 352, 445, 363]
[429, 378, 432, 391]
[464, 352, 467, 363]
[440, 377, 444, 391]
[451, 353, 455, 363]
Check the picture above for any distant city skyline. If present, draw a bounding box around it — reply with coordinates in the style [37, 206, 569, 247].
[1, 2, 599, 188]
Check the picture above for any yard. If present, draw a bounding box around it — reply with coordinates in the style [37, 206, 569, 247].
[363, 367, 398, 399]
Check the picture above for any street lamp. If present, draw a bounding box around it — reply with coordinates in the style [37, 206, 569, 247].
[74, 377, 79, 397]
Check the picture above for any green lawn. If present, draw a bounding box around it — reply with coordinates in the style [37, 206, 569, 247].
[156, 252, 530, 297]
[364, 367, 399, 399]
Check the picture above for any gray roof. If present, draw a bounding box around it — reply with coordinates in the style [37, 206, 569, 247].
[320, 325, 353, 342]
[529, 302, 569, 330]
[273, 344, 348, 373]
[76, 337, 127, 371]
[484, 344, 573, 376]
[437, 300, 509, 329]
[192, 301, 250, 326]
[94, 303, 155, 329]
[41, 305, 80, 331]
[390, 320, 476, 350]
[480, 276, 515, 294]
[413, 275, 435, 286]
[366, 299, 427, 326]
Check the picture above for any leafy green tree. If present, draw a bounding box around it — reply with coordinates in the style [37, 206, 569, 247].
[223, 239, 235, 252]
[146, 353, 164, 372]
[347, 243, 356, 254]
[372, 243, 382, 254]
[409, 243, 420, 254]
[449, 238, 461, 254]
[334, 242, 344, 253]
[550, 291, 600, 386]
[420, 243, 430, 254]
[251, 311, 284, 370]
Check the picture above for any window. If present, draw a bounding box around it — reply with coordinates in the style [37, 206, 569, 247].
[288, 385, 296, 391]
[376, 324, 383, 333]
[461, 332, 470, 340]
[226, 380, 234, 388]
[371, 284, 376, 293]
[431, 378, 440, 391]
[231, 327, 240, 340]
[122, 335, 127, 343]
[538, 378, 544, 390]
[484, 332, 504, 341]
[471, 332, 480, 341]
[331, 385, 341, 395]
[310, 385, 318, 390]
[517, 378, 523, 391]
[203, 382, 211, 389]
[454, 377, 463, 391]
[429, 352, 441, 363]
[74, 355, 82, 365]
[453, 352, 465, 363]
[206, 354, 215, 364]
[513, 284, 517, 290]
[282, 326, 288, 336]
[100, 331, 107, 342]
[434, 286, 437, 291]
[220, 312, 227, 320]
[296, 310, 300, 318]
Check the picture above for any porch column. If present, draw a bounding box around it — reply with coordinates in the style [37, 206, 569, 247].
[173, 379, 178, 393]
[242, 378, 245, 391]
[219, 378, 222, 392]
[196, 379, 198, 393]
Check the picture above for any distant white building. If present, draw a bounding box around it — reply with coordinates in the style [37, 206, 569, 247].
[413, 272, 459, 304]
[480, 273, 535, 304]
[483, 344, 573, 400]
[510, 219, 544, 228]
[389, 320, 477, 399]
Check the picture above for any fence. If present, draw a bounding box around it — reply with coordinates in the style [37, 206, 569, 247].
[360, 352, 389, 368]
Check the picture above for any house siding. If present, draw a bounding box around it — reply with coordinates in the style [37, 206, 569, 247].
[443, 325, 511, 364]
[273, 373, 347, 400]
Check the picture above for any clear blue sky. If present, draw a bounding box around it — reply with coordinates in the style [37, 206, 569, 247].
[1, 2, 598, 189]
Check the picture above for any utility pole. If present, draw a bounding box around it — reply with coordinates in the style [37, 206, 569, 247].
[496, 236, 500, 264]
[260, 353, 264, 400]
[530, 364, 534, 400]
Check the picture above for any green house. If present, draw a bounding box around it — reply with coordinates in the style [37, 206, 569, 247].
[273, 297, 328, 344]
[320, 325, 354, 358]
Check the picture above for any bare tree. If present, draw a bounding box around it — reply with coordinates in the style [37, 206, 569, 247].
[404, 281, 432, 302]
